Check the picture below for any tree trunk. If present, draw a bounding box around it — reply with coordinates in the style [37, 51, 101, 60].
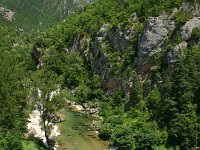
[43, 113, 51, 150]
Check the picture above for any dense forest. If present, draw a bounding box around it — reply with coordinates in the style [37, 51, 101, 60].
[0, 0, 96, 31]
[0, 0, 200, 149]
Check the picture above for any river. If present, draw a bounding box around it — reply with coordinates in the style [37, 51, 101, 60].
[57, 107, 110, 150]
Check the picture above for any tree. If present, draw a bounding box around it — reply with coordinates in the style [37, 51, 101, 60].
[191, 27, 200, 42]
[0, 25, 28, 149]
[125, 71, 143, 110]
[0, 54, 27, 149]
[169, 104, 198, 149]
[44, 51, 87, 88]
[127, 110, 167, 149]
[30, 69, 65, 149]
[146, 87, 161, 120]
[111, 125, 136, 150]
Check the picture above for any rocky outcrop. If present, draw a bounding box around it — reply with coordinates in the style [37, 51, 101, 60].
[134, 1, 200, 77]
[107, 26, 133, 52]
[136, 14, 175, 74]
[66, 100, 101, 119]
[179, 1, 200, 16]
[61, 20, 137, 93]
[167, 41, 187, 64]
[34, 1, 199, 94]
[107, 13, 137, 53]
[181, 17, 200, 40]
[0, 7, 14, 21]
[94, 23, 136, 92]
[91, 24, 109, 75]
[67, 35, 89, 52]
[33, 47, 45, 69]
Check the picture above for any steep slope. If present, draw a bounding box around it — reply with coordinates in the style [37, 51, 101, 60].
[34, 0, 200, 94]
[0, 20, 32, 149]
[0, 0, 96, 31]
[32, 0, 200, 149]
[0, 0, 199, 149]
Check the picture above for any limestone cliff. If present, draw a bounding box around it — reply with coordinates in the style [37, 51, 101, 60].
[34, 1, 200, 94]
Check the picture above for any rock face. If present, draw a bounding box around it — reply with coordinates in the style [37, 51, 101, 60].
[181, 17, 200, 40]
[167, 41, 187, 64]
[33, 47, 45, 69]
[60, 20, 136, 93]
[91, 24, 109, 75]
[179, 1, 200, 16]
[106, 13, 137, 53]
[93, 22, 136, 92]
[34, 1, 200, 94]
[107, 26, 133, 52]
[136, 14, 175, 74]
[0, 7, 14, 21]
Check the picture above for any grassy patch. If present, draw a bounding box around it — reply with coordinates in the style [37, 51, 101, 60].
[22, 140, 45, 150]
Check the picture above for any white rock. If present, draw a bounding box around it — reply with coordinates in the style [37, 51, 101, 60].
[181, 17, 200, 40]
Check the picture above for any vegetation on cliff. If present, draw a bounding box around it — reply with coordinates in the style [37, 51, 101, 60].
[0, 0, 199, 149]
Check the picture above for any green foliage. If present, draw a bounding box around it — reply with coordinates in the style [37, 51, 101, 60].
[44, 51, 87, 87]
[0, 0, 94, 31]
[22, 140, 44, 150]
[169, 104, 198, 149]
[100, 107, 167, 149]
[191, 27, 200, 42]
[167, 46, 200, 149]
[126, 71, 143, 110]
[0, 130, 23, 150]
[127, 0, 183, 21]
[0, 0, 198, 149]
[30, 69, 65, 149]
[97, 45, 200, 149]
[111, 125, 136, 150]
[32, 0, 197, 149]
[74, 84, 91, 103]
[0, 23, 29, 149]
[146, 87, 161, 119]
[111, 87, 126, 105]
[152, 145, 168, 150]
[174, 11, 191, 26]
[128, 110, 167, 149]
[32, 0, 200, 148]
[99, 123, 113, 140]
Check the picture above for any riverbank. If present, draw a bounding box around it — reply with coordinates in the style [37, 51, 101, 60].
[66, 100, 102, 119]
[27, 110, 61, 150]
[26, 101, 110, 150]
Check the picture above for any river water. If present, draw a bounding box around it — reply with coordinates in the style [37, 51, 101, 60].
[57, 108, 110, 150]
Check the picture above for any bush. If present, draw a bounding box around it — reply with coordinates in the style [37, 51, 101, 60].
[191, 27, 200, 41]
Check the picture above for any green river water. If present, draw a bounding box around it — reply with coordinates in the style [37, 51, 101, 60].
[57, 108, 110, 150]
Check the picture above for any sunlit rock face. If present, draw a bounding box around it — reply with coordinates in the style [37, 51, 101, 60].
[33, 1, 200, 94]
[136, 14, 175, 74]
[181, 17, 200, 40]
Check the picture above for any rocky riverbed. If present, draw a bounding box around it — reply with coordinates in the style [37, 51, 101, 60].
[66, 100, 102, 119]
